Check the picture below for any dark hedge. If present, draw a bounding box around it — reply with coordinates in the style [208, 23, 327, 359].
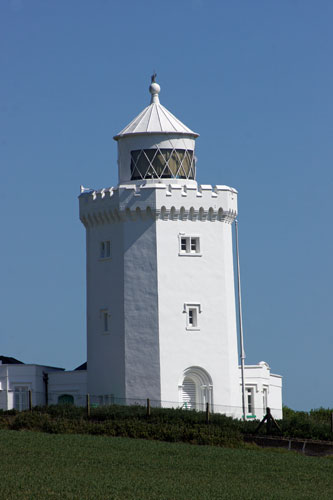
[1, 404, 333, 444]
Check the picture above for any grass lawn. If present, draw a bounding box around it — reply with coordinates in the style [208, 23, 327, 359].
[1, 430, 333, 499]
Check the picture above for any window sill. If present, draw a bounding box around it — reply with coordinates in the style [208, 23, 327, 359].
[186, 327, 200, 331]
[99, 258, 112, 262]
[101, 332, 111, 335]
[178, 253, 202, 257]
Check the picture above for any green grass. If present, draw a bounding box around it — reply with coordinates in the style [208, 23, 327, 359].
[1, 430, 333, 499]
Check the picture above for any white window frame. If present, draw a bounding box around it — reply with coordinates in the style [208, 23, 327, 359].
[183, 303, 201, 331]
[100, 309, 111, 334]
[14, 385, 30, 411]
[246, 387, 255, 416]
[99, 394, 114, 406]
[100, 240, 111, 260]
[263, 386, 268, 412]
[178, 234, 201, 257]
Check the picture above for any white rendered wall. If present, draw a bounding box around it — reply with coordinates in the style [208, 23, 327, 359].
[83, 188, 161, 401]
[144, 182, 240, 411]
[123, 217, 161, 402]
[80, 181, 240, 410]
[85, 219, 126, 398]
[268, 374, 283, 419]
[156, 218, 240, 412]
[0, 364, 63, 410]
[48, 370, 87, 406]
[241, 363, 283, 420]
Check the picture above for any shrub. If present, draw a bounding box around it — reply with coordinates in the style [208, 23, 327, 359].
[3, 404, 333, 444]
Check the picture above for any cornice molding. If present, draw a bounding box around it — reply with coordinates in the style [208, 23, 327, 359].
[79, 182, 238, 228]
[80, 205, 236, 228]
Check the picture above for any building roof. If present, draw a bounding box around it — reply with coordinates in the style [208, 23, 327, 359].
[75, 361, 87, 371]
[0, 355, 24, 365]
[114, 78, 199, 140]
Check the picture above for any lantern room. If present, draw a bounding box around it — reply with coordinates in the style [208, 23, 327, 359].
[113, 76, 199, 184]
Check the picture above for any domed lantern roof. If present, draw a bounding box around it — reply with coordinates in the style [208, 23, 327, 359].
[114, 76, 199, 184]
[113, 77, 199, 140]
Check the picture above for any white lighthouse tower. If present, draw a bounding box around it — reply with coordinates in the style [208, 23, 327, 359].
[79, 77, 241, 413]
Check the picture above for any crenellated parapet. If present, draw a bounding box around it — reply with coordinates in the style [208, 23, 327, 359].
[79, 182, 238, 228]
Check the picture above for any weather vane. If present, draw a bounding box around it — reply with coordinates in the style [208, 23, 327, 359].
[151, 72, 157, 83]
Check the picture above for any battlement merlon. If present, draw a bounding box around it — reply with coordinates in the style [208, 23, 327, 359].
[79, 182, 238, 227]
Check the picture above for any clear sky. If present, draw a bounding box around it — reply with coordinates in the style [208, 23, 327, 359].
[1, 0, 332, 411]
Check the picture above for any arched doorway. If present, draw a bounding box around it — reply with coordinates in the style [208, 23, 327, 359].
[182, 377, 197, 409]
[179, 367, 213, 411]
[58, 394, 74, 405]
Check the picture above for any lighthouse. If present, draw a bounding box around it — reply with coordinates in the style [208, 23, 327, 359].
[79, 76, 241, 412]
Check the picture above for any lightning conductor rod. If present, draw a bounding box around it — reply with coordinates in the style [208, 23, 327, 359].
[235, 219, 246, 421]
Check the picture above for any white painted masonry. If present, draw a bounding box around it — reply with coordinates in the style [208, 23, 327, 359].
[48, 370, 87, 407]
[0, 361, 87, 410]
[79, 182, 240, 412]
[241, 362, 283, 420]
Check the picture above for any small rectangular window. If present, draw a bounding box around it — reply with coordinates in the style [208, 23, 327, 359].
[190, 238, 197, 252]
[100, 241, 111, 259]
[184, 303, 201, 330]
[179, 236, 201, 256]
[103, 312, 108, 332]
[188, 308, 197, 327]
[100, 242, 105, 258]
[100, 309, 110, 333]
[106, 241, 110, 257]
[181, 238, 187, 252]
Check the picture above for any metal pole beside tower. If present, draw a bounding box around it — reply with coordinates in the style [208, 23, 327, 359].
[235, 219, 246, 421]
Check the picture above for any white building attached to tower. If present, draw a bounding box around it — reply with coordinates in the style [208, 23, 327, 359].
[79, 77, 282, 419]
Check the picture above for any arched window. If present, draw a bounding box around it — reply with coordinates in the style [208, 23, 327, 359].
[179, 367, 213, 411]
[58, 394, 74, 405]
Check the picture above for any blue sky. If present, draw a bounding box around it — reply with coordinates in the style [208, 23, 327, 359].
[1, 0, 332, 410]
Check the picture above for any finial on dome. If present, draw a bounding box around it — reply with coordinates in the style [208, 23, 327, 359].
[149, 73, 160, 104]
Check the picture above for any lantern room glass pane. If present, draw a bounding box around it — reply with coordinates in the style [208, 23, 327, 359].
[183, 150, 194, 177]
[130, 150, 150, 179]
[153, 150, 168, 177]
[168, 149, 183, 177]
[130, 149, 195, 180]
